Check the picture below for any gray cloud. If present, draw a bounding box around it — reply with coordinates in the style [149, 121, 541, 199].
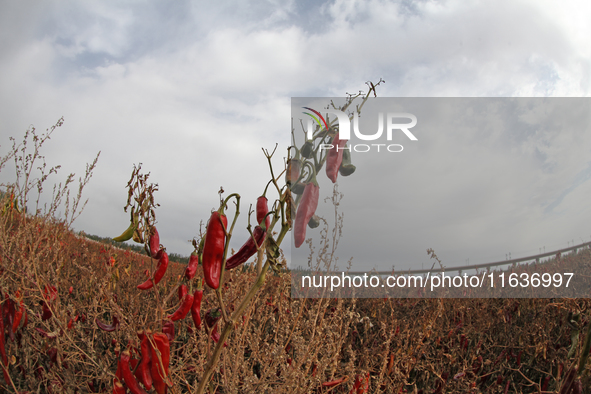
[0, 0, 590, 260]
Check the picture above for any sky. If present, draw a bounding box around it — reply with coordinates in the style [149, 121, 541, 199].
[1, 0, 590, 271]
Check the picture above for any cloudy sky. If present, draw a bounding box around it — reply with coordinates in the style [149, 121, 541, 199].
[1, 0, 590, 270]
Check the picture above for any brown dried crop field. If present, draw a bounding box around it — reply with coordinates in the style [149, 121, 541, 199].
[1, 209, 591, 393]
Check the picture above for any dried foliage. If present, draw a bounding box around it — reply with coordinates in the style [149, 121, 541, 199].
[1, 211, 591, 393]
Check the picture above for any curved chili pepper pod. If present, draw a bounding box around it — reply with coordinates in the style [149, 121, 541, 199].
[120, 350, 150, 394]
[137, 251, 169, 290]
[294, 182, 320, 248]
[149, 226, 161, 259]
[12, 299, 24, 333]
[286, 157, 301, 187]
[135, 330, 153, 391]
[95, 315, 119, 332]
[167, 291, 194, 322]
[150, 332, 171, 394]
[113, 208, 139, 243]
[225, 225, 266, 270]
[162, 320, 175, 342]
[177, 284, 188, 300]
[326, 132, 347, 183]
[322, 376, 349, 387]
[202, 211, 227, 290]
[210, 325, 228, 347]
[191, 288, 203, 330]
[184, 251, 199, 280]
[256, 195, 271, 230]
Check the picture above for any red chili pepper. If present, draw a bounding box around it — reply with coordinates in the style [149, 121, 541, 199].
[41, 301, 52, 321]
[322, 376, 349, 387]
[12, 299, 24, 333]
[256, 195, 271, 230]
[167, 291, 194, 322]
[120, 350, 149, 394]
[135, 330, 153, 391]
[211, 324, 221, 342]
[225, 225, 266, 270]
[326, 132, 347, 183]
[43, 285, 58, 301]
[0, 296, 9, 385]
[210, 324, 227, 347]
[294, 182, 319, 248]
[113, 380, 126, 394]
[34, 327, 58, 338]
[205, 308, 221, 329]
[350, 372, 370, 394]
[177, 284, 188, 300]
[191, 289, 203, 330]
[162, 320, 175, 342]
[137, 251, 169, 290]
[202, 210, 227, 290]
[95, 315, 120, 332]
[149, 226, 163, 259]
[559, 366, 577, 394]
[184, 251, 199, 280]
[150, 332, 171, 394]
[286, 157, 301, 188]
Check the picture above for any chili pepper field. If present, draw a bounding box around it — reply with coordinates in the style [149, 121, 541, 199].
[1, 208, 591, 393]
[1, 91, 591, 393]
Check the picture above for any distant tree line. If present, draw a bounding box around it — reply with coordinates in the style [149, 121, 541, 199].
[80, 232, 190, 264]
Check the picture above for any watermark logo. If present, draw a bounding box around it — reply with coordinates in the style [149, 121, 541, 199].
[302, 107, 417, 152]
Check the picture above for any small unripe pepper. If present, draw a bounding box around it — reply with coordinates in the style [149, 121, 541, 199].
[339, 146, 356, 176]
[301, 140, 314, 159]
[294, 181, 319, 248]
[308, 214, 320, 229]
[202, 210, 227, 290]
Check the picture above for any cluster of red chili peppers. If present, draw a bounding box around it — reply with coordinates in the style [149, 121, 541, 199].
[0, 289, 27, 385]
[113, 330, 171, 394]
[107, 183, 271, 393]
[289, 119, 357, 248]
